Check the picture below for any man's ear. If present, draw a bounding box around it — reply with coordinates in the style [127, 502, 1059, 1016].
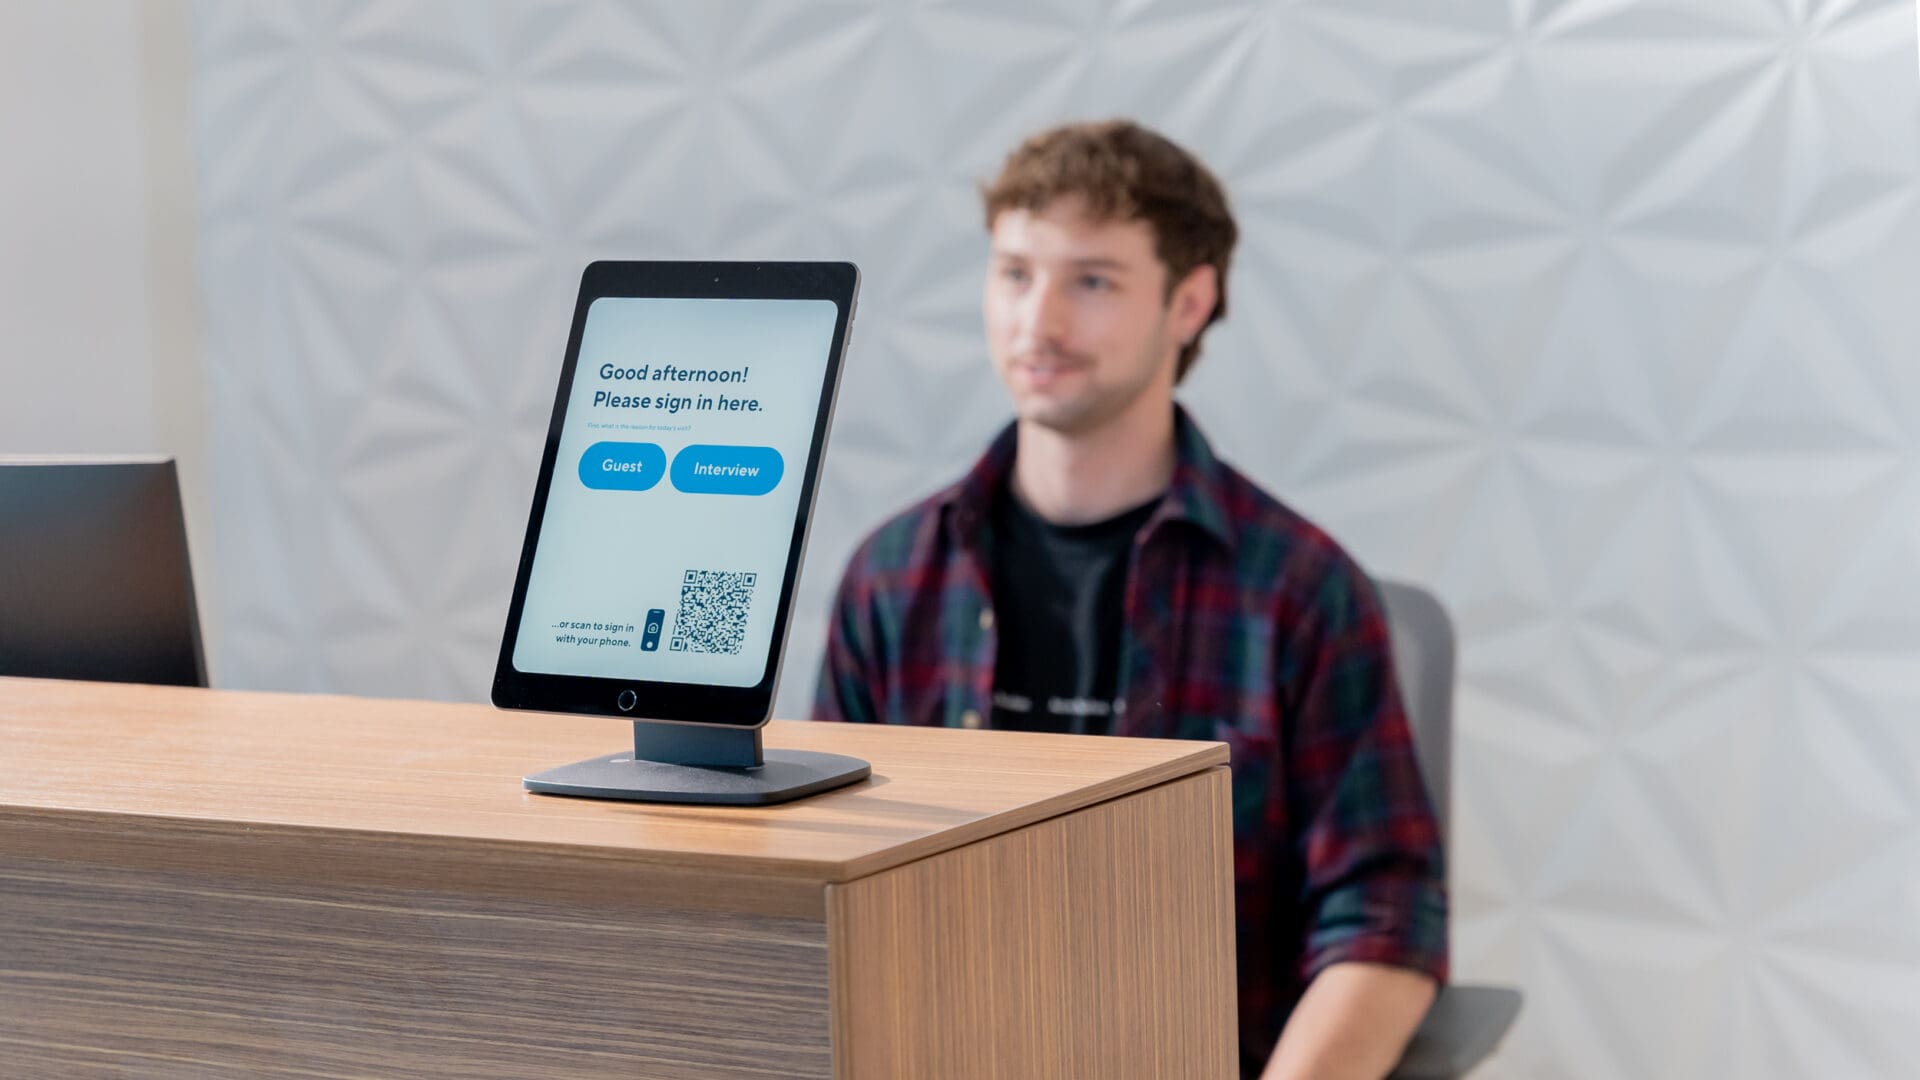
[1170, 264, 1219, 343]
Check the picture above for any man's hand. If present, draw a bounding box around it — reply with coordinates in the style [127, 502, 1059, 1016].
[1260, 962, 1437, 1080]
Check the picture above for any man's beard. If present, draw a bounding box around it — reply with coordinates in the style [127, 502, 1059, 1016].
[1011, 326, 1173, 437]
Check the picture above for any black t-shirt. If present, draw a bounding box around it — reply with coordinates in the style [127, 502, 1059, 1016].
[988, 485, 1157, 736]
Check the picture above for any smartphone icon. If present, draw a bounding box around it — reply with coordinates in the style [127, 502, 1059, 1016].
[641, 608, 666, 652]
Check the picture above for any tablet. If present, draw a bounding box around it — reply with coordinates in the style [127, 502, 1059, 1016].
[492, 261, 858, 729]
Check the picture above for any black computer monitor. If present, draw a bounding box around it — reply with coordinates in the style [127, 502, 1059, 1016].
[0, 458, 207, 687]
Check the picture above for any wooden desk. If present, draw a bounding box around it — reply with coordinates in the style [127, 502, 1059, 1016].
[0, 678, 1235, 1078]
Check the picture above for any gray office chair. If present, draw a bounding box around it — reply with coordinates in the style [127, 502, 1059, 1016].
[1377, 580, 1522, 1080]
[0, 458, 208, 686]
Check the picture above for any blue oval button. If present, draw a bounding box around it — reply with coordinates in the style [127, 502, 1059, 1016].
[579, 441, 666, 491]
[670, 444, 784, 495]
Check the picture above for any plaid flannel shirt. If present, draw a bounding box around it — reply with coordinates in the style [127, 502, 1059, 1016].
[812, 406, 1448, 1076]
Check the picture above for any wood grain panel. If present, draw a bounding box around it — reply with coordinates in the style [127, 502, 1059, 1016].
[0, 677, 1226, 884]
[0, 856, 831, 1079]
[826, 768, 1237, 1079]
[0, 809, 827, 919]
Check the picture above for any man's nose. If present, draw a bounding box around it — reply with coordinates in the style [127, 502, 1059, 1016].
[1017, 275, 1069, 348]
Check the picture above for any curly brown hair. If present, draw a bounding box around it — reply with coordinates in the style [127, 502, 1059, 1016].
[980, 119, 1238, 383]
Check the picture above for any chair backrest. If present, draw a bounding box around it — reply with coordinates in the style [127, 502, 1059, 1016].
[1376, 579, 1454, 847]
[0, 458, 207, 687]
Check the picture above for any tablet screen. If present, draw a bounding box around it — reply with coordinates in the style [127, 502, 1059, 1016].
[509, 295, 839, 689]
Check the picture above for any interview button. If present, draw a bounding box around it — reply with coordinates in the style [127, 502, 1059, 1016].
[579, 441, 666, 491]
[670, 444, 784, 495]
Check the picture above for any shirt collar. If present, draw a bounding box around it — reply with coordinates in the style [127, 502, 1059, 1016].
[940, 404, 1237, 553]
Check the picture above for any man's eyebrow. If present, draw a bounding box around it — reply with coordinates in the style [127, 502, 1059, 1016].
[987, 250, 1133, 272]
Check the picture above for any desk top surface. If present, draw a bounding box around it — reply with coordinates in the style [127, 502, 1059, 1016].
[0, 677, 1225, 884]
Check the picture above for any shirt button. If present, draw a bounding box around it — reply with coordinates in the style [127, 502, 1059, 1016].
[978, 609, 994, 632]
[961, 709, 983, 729]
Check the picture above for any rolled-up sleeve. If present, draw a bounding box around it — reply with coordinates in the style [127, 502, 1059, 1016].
[1284, 572, 1449, 986]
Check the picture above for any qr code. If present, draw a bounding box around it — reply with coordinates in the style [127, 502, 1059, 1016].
[669, 569, 757, 654]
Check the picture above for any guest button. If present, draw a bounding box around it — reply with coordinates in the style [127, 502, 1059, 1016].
[579, 441, 666, 491]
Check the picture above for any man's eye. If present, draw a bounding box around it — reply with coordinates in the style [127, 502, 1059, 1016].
[1080, 275, 1113, 291]
[1001, 266, 1030, 283]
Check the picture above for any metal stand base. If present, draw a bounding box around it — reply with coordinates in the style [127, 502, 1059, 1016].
[524, 720, 871, 805]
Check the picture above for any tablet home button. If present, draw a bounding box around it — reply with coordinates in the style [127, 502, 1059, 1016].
[617, 689, 638, 712]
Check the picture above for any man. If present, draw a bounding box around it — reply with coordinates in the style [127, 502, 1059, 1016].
[813, 119, 1446, 1080]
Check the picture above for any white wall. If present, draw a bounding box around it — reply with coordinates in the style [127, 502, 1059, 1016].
[188, 2, 1920, 1076]
[0, 1, 155, 453]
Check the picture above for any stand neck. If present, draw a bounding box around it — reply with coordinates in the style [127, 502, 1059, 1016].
[632, 719, 764, 769]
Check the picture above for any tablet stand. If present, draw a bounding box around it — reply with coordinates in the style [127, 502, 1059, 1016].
[523, 719, 871, 805]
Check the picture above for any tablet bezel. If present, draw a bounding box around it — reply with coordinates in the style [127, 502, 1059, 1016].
[491, 260, 858, 728]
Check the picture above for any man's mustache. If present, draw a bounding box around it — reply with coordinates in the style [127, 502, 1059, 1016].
[1008, 347, 1091, 366]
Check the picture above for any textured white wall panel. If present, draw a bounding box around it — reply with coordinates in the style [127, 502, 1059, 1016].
[190, 2, 1920, 1075]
